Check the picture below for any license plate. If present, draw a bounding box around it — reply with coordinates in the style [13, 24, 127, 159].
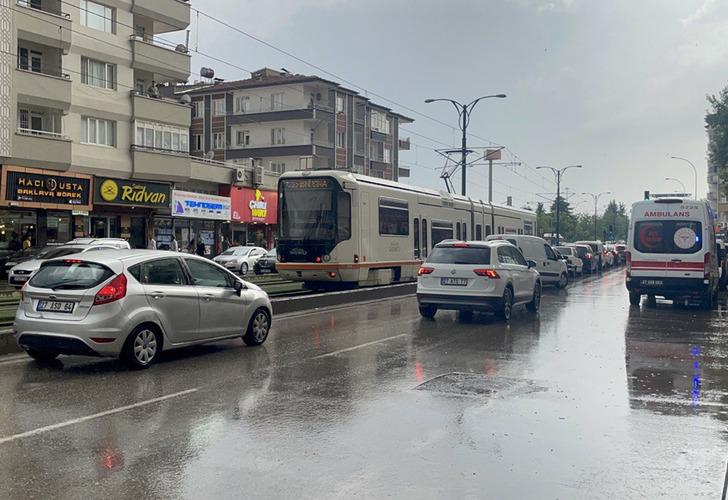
[13, 276, 28, 283]
[441, 277, 468, 286]
[37, 300, 74, 313]
[641, 279, 663, 287]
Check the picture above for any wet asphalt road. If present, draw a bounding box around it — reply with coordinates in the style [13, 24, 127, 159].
[1, 268, 727, 499]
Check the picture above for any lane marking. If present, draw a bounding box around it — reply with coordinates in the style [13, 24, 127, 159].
[313, 334, 409, 359]
[0, 388, 198, 445]
[277, 294, 413, 321]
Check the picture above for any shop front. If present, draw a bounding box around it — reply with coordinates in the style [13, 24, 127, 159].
[0, 166, 92, 252]
[222, 186, 278, 249]
[93, 177, 171, 249]
[171, 189, 231, 255]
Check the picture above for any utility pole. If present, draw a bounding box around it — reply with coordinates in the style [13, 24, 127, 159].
[425, 94, 506, 196]
[583, 191, 611, 240]
[537, 165, 582, 245]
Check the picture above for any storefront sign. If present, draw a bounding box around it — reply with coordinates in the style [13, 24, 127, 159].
[1, 166, 92, 211]
[94, 178, 170, 209]
[230, 187, 278, 224]
[171, 190, 231, 220]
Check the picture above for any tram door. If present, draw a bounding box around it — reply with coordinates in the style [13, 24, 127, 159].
[359, 192, 370, 277]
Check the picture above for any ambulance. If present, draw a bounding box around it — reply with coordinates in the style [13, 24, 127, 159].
[626, 198, 719, 308]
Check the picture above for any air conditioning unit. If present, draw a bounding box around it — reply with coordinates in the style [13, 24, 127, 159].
[254, 165, 264, 186]
[232, 167, 246, 186]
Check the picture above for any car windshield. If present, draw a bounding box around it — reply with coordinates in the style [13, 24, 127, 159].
[571, 246, 588, 257]
[29, 261, 114, 289]
[427, 245, 491, 265]
[634, 221, 703, 254]
[40, 247, 87, 260]
[555, 247, 573, 255]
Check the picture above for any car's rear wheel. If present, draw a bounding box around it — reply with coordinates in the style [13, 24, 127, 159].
[557, 272, 568, 289]
[26, 349, 59, 362]
[498, 287, 514, 321]
[240, 262, 249, 276]
[526, 283, 541, 313]
[122, 325, 161, 369]
[243, 308, 271, 346]
[629, 292, 641, 306]
[419, 304, 437, 319]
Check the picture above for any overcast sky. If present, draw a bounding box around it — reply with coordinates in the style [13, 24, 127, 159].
[181, 0, 726, 213]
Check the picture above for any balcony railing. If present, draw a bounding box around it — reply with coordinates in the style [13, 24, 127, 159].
[17, 127, 68, 140]
[17, 64, 70, 80]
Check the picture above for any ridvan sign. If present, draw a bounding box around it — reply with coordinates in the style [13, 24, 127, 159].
[94, 178, 170, 208]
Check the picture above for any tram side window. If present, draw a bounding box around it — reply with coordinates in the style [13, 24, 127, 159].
[486, 225, 492, 237]
[431, 220, 454, 246]
[422, 219, 428, 257]
[337, 191, 351, 241]
[456, 222, 461, 240]
[379, 198, 409, 236]
[463, 223, 467, 240]
[476, 224, 482, 240]
[413, 218, 420, 259]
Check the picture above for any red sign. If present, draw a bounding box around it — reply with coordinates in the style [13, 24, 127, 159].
[228, 187, 278, 224]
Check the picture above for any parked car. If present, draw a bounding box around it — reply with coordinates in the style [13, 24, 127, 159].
[416, 240, 541, 321]
[8, 243, 125, 288]
[486, 234, 569, 288]
[602, 247, 614, 267]
[213, 246, 267, 275]
[3, 246, 56, 278]
[575, 241, 605, 272]
[568, 244, 596, 274]
[14, 250, 272, 368]
[254, 248, 278, 274]
[554, 246, 584, 276]
[718, 239, 728, 289]
[614, 244, 627, 265]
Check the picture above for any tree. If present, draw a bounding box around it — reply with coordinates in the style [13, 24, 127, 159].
[706, 87, 728, 195]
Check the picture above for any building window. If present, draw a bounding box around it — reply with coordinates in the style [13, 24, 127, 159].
[270, 93, 284, 111]
[379, 197, 409, 236]
[270, 162, 286, 174]
[336, 131, 346, 148]
[235, 95, 250, 114]
[18, 48, 42, 73]
[370, 110, 390, 134]
[81, 116, 115, 146]
[81, 57, 115, 90]
[336, 94, 346, 114]
[236, 130, 250, 147]
[192, 101, 203, 118]
[192, 134, 202, 151]
[80, 0, 115, 33]
[18, 108, 52, 134]
[213, 132, 224, 150]
[271, 128, 285, 145]
[383, 145, 391, 163]
[134, 121, 189, 153]
[212, 98, 225, 116]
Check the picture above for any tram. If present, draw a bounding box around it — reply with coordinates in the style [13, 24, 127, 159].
[276, 170, 537, 286]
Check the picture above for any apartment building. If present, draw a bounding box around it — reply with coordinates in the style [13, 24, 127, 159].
[177, 68, 414, 181]
[0, 0, 271, 252]
[707, 165, 728, 230]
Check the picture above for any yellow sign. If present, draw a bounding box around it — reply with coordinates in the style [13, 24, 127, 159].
[249, 189, 268, 219]
[100, 179, 119, 202]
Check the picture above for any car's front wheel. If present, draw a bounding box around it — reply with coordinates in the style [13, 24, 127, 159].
[419, 304, 437, 319]
[122, 325, 161, 369]
[526, 283, 541, 313]
[557, 272, 568, 289]
[26, 349, 59, 362]
[240, 262, 249, 275]
[243, 308, 271, 346]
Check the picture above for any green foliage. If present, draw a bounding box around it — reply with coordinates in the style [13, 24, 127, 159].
[706, 88, 728, 194]
[537, 198, 629, 242]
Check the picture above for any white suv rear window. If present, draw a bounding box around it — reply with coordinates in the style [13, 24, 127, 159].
[634, 221, 702, 254]
[427, 246, 491, 265]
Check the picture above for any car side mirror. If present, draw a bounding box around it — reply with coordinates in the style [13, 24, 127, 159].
[233, 280, 245, 296]
[527, 259, 537, 268]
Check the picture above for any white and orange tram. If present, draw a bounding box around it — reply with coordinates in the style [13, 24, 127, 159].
[276, 170, 536, 286]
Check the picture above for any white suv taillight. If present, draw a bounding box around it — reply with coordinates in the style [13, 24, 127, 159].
[625, 251, 632, 278]
[19, 281, 27, 301]
[94, 274, 127, 305]
[704, 252, 711, 279]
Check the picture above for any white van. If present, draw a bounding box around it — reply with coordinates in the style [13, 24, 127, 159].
[627, 198, 719, 308]
[486, 234, 569, 288]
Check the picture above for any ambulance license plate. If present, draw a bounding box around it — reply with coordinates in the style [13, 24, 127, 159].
[640, 279, 663, 287]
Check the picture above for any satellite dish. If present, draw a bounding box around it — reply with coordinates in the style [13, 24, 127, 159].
[179, 94, 191, 104]
[204, 150, 215, 160]
[175, 44, 188, 53]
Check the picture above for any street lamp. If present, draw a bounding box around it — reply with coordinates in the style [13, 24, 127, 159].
[669, 156, 698, 199]
[665, 177, 686, 193]
[583, 191, 611, 240]
[536, 165, 582, 245]
[425, 94, 506, 196]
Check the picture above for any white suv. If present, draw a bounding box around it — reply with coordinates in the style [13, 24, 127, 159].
[416, 241, 542, 321]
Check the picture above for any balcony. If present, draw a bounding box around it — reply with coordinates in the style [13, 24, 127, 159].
[130, 35, 190, 84]
[14, 68, 71, 111]
[132, 0, 190, 34]
[131, 91, 190, 127]
[13, 129, 71, 171]
[15, 1, 71, 54]
[131, 145, 191, 183]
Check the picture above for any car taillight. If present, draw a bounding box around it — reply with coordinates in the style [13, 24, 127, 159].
[19, 281, 27, 301]
[94, 274, 127, 305]
[473, 269, 500, 278]
[453, 243, 469, 248]
[626, 251, 631, 277]
[704, 252, 711, 279]
[418, 266, 434, 276]
[585, 253, 592, 259]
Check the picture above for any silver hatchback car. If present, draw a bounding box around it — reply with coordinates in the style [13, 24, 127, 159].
[14, 250, 273, 369]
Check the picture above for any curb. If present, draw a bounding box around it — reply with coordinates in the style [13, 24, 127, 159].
[0, 283, 417, 356]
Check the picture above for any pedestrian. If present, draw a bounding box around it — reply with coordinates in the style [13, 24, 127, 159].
[170, 235, 179, 252]
[222, 237, 230, 252]
[8, 233, 21, 252]
[22, 234, 31, 251]
[148, 234, 157, 250]
[196, 240, 206, 257]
